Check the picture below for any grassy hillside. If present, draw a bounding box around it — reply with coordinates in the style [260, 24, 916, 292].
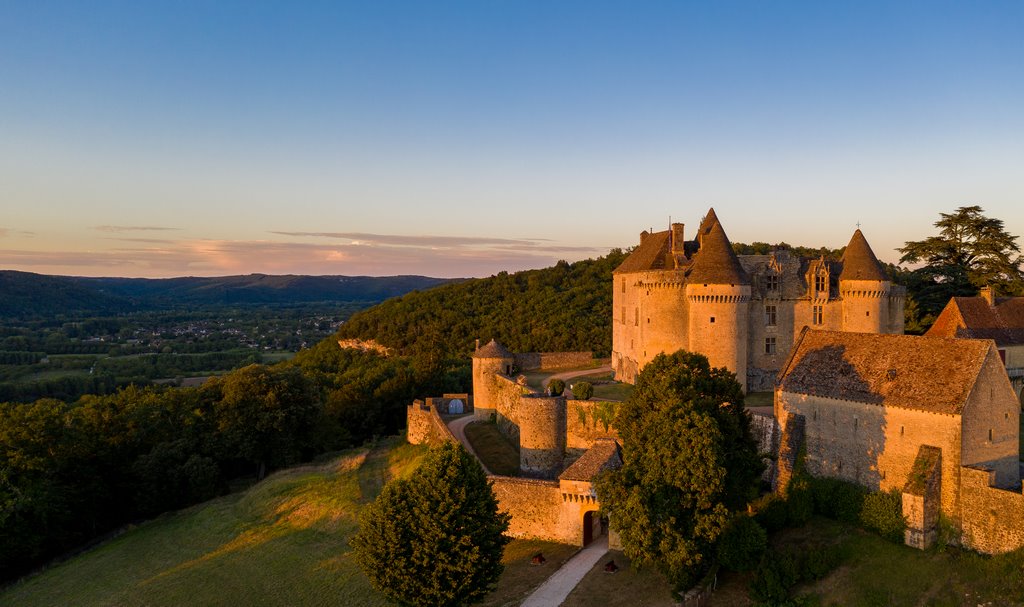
[0, 438, 425, 607]
[0, 437, 577, 607]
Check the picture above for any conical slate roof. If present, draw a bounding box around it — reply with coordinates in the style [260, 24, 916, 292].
[473, 339, 513, 359]
[839, 229, 888, 281]
[697, 207, 721, 236]
[686, 220, 750, 285]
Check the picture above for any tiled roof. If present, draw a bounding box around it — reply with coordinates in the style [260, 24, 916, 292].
[778, 329, 992, 415]
[558, 439, 621, 481]
[685, 220, 750, 285]
[472, 339, 513, 359]
[839, 229, 888, 281]
[926, 296, 1024, 346]
[613, 230, 672, 274]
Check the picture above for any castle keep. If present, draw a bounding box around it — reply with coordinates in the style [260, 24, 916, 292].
[612, 209, 905, 390]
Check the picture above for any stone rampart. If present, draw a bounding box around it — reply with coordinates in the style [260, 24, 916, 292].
[406, 400, 457, 446]
[959, 465, 1024, 554]
[492, 374, 531, 446]
[518, 395, 566, 477]
[514, 351, 594, 371]
[488, 475, 571, 543]
[425, 393, 473, 415]
[566, 400, 619, 462]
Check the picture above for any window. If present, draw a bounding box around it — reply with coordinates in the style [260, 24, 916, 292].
[710, 316, 716, 323]
[621, 280, 625, 293]
[764, 304, 777, 326]
[815, 274, 827, 293]
[634, 308, 639, 326]
[812, 305, 824, 325]
[989, 429, 994, 442]
[766, 274, 779, 292]
[621, 306, 626, 324]
[765, 337, 776, 355]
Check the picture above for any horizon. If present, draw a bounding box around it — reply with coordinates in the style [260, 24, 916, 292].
[2, 2, 1023, 279]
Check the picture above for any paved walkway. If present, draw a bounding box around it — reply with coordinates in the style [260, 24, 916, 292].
[521, 535, 609, 607]
[447, 414, 491, 474]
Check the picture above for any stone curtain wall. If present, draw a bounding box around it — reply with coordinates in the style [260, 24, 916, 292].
[406, 401, 458, 446]
[492, 375, 530, 447]
[518, 395, 567, 478]
[513, 351, 594, 372]
[488, 476, 571, 543]
[566, 401, 620, 462]
[749, 411, 779, 485]
[959, 466, 1024, 554]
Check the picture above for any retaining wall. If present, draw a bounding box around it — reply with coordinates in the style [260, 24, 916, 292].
[514, 351, 594, 371]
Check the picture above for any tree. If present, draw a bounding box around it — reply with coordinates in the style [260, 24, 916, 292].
[899, 206, 1024, 326]
[572, 381, 593, 400]
[595, 351, 763, 593]
[353, 442, 510, 607]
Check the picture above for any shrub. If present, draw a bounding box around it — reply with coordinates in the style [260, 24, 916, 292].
[809, 476, 865, 523]
[749, 544, 844, 604]
[751, 493, 790, 534]
[547, 378, 565, 396]
[717, 515, 767, 572]
[859, 489, 906, 543]
[785, 474, 815, 527]
[572, 381, 593, 400]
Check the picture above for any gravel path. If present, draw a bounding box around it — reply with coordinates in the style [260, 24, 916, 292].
[520, 535, 609, 607]
[446, 415, 492, 474]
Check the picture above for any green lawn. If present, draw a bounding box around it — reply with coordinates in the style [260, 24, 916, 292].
[562, 549, 676, 606]
[464, 421, 521, 476]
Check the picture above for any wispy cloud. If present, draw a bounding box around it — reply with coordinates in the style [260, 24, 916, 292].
[0, 233, 608, 278]
[0, 228, 37, 238]
[270, 231, 554, 248]
[94, 225, 181, 233]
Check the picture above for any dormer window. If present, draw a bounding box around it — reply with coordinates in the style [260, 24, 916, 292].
[815, 274, 827, 293]
[766, 274, 779, 292]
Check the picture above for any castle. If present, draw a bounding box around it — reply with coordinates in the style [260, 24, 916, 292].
[403, 211, 1024, 561]
[612, 209, 905, 390]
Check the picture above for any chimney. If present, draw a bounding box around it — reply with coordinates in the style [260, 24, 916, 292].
[475, 338, 480, 351]
[639, 230, 650, 244]
[671, 223, 685, 254]
[980, 286, 995, 306]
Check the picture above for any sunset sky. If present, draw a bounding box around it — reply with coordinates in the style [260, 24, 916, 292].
[1, 2, 1022, 278]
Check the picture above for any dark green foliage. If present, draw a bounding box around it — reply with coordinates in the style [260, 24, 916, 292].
[596, 351, 763, 593]
[859, 489, 907, 543]
[353, 442, 511, 607]
[717, 515, 767, 572]
[336, 252, 628, 358]
[572, 381, 593, 400]
[751, 493, 791, 534]
[898, 206, 1024, 331]
[733, 242, 844, 260]
[785, 474, 815, 527]
[749, 545, 843, 604]
[809, 477, 867, 524]
[547, 378, 565, 396]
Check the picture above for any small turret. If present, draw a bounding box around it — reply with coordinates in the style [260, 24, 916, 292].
[839, 229, 891, 333]
[472, 339, 515, 419]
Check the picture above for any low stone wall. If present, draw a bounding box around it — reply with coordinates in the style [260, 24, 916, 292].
[514, 351, 594, 371]
[959, 465, 1024, 554]
[406, 400, 457, 446]
[489, 475, 571, 543]
[425, 393, 473, 415]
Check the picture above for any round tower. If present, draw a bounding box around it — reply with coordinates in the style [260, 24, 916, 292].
[472, 339, 515, 420]
[838, 229, 890, 334]
[517, 394, 566, 478]
[684, 217, 751, 391]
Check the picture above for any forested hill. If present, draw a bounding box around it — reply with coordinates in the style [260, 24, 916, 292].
[336, 250, 628, 358]
[0, 271, 453, 318]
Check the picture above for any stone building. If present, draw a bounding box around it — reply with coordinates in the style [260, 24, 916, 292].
[775, 328, 1024, 553]
[926, 288, 1024, 404]
[612, 209, 905, 391]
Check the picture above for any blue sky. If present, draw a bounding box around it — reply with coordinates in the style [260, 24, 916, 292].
[1, 1, 1022, 277]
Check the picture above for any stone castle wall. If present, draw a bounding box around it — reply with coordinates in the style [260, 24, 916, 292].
[514, 351, 594, 372]
[960, 350, 1021, 487]
[406, 400, 458, 446]
[566, 400, 619, 462]
[489, 476, 571, 543]
[686, 284, 750, 390]
[958, 466, 1024, 554]
[491, 374, 531, 446]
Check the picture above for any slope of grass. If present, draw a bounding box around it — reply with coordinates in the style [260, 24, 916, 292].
[465, 421, 521, 476]
[0, 438, 427, 607]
